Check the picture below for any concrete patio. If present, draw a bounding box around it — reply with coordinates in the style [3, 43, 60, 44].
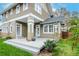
[4, 38, 54, 55]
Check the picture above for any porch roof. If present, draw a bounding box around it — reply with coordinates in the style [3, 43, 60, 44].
[41, 16, 68, 24]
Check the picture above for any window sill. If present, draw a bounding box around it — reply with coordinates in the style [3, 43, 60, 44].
[43, 32, 54, 34]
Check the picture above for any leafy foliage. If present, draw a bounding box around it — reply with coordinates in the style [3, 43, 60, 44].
[44, 40, 57, 52]
[4, 36, 12, 39]
[69, 17, 79, 26]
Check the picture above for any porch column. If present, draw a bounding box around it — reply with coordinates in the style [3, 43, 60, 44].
[27, 17, 34, 41]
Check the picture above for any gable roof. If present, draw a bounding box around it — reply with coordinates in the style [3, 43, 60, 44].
[42, 16, 68, 24]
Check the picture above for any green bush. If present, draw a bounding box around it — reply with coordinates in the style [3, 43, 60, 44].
[5, 36, 12, 39]
[44, 40, 57, 52]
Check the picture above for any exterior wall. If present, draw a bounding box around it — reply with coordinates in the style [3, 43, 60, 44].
[40, 24, 54, 38]
[9, 21, 16, 38]
[6, 3, 30, 21]
[29, 3, 49, 20]
[0, 23, 9, 37]
[16, 21, 27, 38]
[35, 22, 61, 39]
[0, 21, 16, 38]
[2, 3, 50, 22]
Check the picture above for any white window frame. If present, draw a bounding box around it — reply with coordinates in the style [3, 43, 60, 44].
[10, 9, 13, 15]
[23, 3, 28, 11]
[2, 26, 8, 33]
[0, 15, 2, 21]
[49, 24, 53, 33]
[16, 23, 22, 37]
[43, 24, 49, 33]
[43, 24, 54, 34]
[16, 4, 20, 14]
[10, 24, 12, 33]
[6, 12, 8, 18]
[35, 3, 42, 14]
[35, 25, 40, 37]
[53, 25, 59, 33]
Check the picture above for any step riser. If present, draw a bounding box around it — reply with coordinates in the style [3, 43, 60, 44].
[4, 41, 40, 55]
[8, 40, 41, 50]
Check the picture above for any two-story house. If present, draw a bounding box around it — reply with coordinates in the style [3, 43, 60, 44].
[0, 3, 67, 41]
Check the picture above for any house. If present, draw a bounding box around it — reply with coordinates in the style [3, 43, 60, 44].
[0, 3, 68, 40]
[0, 3, 68, 55]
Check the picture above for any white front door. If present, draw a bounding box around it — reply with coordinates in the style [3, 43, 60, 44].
[36, 25, 40, 37]
[16, 23, 22, 38]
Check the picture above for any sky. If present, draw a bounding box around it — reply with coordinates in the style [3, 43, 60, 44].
[51, 3, 79, 12]
[0, 3, 79, 12]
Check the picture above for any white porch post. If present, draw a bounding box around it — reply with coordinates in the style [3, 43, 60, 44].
[27, 17, 34, 41]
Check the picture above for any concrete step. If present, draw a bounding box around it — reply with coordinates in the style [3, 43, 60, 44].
[4, 40, 41, 55]
[8, 40, 41, 50]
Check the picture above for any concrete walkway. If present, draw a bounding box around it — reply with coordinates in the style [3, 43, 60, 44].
[4, 38, 53, 55]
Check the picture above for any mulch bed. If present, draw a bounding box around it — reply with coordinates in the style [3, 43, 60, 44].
[38, 49, 52, 56]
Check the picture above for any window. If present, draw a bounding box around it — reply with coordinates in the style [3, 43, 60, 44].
[2, 27, 8, 33]
[35, 4, 42, 14]
[54, 25, 59, 33]
[10, 9, 13, 15]
[49, 24, 53, 32]
[16, 4, 20, 14]
[10, 25, 12, 33]
[16, 24, 22, 36]
[23, 3, 28, 11]
[43, 24, 53, 33]
[0, 15, 2, 21]
[43, 24, 48, 32]
[6, 12, 8, 18]
[17, 25, 20, 35]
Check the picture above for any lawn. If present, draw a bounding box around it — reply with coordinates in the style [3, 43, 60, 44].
[0, 38, 32, 56]
[52, 39, 79, 56]
[52, 24, 79, 56]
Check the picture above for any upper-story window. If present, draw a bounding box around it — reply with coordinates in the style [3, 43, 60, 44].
[6, 12, 8, 18]
[10, 9, 13, 15]
[23, 3, 28, 11]
[16, 4, 20, 14]
[3, 13, 6, 19]
[0, 15, 2, 21]
[35, 4, 42, 14]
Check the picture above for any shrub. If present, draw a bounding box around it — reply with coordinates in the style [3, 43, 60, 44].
[5, 36, 12, 39]
[44, 40, 57, 52]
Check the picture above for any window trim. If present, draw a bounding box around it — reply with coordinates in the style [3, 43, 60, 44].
[16, 4, 20, 14]
[53, 25, 59, 33]
[10, 9, 13, 15]
[16, 23, 22, 37]
[6, 12, 8, 18]
[43, 24, 54, 34]
[10, 24, 12, 33]
[23, 3, 28, 11]
[35, 3, 42, 14]
[0, 15, 2, 20]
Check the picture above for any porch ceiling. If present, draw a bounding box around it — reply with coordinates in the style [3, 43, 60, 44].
[17, 17, 41, 23]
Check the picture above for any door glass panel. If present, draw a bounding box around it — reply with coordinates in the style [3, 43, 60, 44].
[16, 24, 20, 36]
[36, 25, 40, 37]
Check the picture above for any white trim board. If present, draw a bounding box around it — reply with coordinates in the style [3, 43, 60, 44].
[0, 13, 44, 26]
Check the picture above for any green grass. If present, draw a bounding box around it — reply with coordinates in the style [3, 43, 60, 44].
[0, 38, 32, 56]
[52, 38, 79, 56]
